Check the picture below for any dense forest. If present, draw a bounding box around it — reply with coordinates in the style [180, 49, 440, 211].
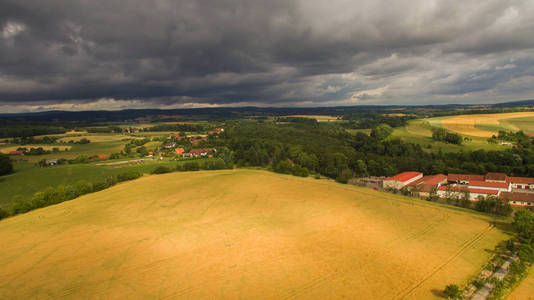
[212, 119, 534, 182]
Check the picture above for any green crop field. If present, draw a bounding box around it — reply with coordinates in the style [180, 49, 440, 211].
[0, 170, 509, 299]
[0, 159, 208, 210]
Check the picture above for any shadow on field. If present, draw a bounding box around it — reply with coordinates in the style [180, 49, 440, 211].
[491, 219, 514, 234]
[431, 289, 447, 298]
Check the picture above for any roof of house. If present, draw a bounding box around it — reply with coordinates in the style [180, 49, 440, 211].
[468, 180, 510, 188]
[447, 173, 485, 182]
[189, 148, 212, 155]
[385, 172, 422, 182]
[407, 174, 447, 186]
[415, 184, 437, 193]
[485, 172, 508, 181]
[438, 186, 499, 195]
[510, 177, 534, 184]
[8, 150, 23, 155]
[501, 192, 534, 203]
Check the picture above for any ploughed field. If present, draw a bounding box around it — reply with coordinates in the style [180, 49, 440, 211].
[0, 170, 507, 299]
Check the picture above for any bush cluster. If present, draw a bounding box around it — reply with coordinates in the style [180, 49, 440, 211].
[175, 158, 229, 172]
[273, 160, 309, 177]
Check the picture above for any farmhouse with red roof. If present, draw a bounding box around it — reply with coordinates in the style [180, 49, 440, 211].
[383, 172, 423, 190]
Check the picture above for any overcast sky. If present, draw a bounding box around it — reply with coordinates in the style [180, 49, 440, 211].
[1, 0, 534, 112]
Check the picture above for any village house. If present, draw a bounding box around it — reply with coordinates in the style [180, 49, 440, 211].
[382, 172, 423, 190]
[175, 147, 185, 155]
[169, 133, 186, 140]
[509, 176, 534, 191]
[8, 150, 24, 155]
[45, 159, 59, 166]
[182, 148, 214, 158]
[447, 172, 511, 193]
[164, 142, 176, 149]
[406, 174, 447, 198]
[386, 171, 534, 205]
[501, 192, 534, 210]
[437, 186, 500, 200]
[190, 136, 208, 144]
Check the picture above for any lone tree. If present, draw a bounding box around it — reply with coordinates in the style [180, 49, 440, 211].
[443, 284, 460, 299]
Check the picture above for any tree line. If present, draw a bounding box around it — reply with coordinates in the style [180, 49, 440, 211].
[0, 171, 142, 220]
[215, 120, 534, 183]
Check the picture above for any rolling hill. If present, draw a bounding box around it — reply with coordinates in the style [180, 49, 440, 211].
[0, 170, 509, 299]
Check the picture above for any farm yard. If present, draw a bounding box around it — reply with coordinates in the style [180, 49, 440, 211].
[0, 170, 508, 299]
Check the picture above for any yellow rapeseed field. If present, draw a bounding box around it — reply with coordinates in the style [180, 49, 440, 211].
[0, 170, 508, 299]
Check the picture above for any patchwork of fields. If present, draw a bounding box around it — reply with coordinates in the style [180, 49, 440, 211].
[390, 120, 508, 152]
[0, 170, 508, 299]
[433, 112, 534, 138]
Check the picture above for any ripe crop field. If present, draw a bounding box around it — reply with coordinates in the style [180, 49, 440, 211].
[390, 120, 507, 152]
[0, 170, 508, 299]
[507, 267, 534, 299]
[431, 112, 534, 138]
[285, 115, 341, 122]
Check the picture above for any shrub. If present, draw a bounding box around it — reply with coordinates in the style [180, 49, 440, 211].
[274, 160, 293, 174]
[92, 181, 112, 192]
[183, 161, 200, 171]
[443, 284, 460, 299]
[292, 165, 309, 177]
[117, 171, 142, 182]
[0, 154, 13, 176]
[75, 180, 93, 196]
[0, 207, 9, 220]
[518, 244, 534, 262]
[152, 165, 172, 174]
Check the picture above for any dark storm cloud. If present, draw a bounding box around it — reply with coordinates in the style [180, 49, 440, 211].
[1, 0, 534, 110]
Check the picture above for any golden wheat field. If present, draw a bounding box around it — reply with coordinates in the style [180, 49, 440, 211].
[440, 112, 534, 137]
[0, 170, 508, 299]
[507, 267, 534, 300]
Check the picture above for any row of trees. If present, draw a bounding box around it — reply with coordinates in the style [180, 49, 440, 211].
[1, 171, 142, 219]
[0, 125, 66, 138]
[151, 158, 231, 174]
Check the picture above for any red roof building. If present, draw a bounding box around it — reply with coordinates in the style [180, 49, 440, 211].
[383, 172, 423, 190]
[447, 174, 485, 183]
[8, 150, 24, 155]
[501, 192, 534, 208]
[467, 180, 510, 189]
[485, 172, 508, 182]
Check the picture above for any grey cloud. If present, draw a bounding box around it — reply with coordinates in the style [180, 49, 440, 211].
[0, 0, 533, 110]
